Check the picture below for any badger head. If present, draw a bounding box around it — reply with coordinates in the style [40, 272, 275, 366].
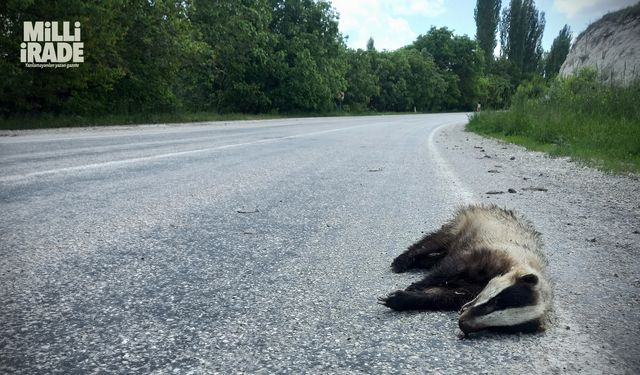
[458, 268, 550, 335]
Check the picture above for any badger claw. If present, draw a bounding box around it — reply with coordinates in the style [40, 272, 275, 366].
[378, 291, 413, 310]
[377, 291, 399, 306]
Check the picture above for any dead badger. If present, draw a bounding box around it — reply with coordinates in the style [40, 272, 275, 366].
[379, 204, 552, 335]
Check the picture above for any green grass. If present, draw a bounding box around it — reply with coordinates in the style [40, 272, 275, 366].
[0, 110, 408, 131]
[467, 76, 640, 174]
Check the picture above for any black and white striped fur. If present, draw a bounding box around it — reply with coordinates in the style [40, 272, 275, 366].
[379, 204, 552, 335]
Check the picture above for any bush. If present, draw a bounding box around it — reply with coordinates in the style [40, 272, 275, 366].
[467, 68, 640, 173]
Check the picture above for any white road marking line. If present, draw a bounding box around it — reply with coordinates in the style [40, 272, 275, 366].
[0, 123, 376, 183]
[0, 133, 242, 162]
[0, 116, 368, 144]
[427, 121, 474, 204]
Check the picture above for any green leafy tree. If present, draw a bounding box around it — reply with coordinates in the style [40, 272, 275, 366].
[366, 37, 375, 52]
[544, 24, 571, 79]
[500, 0, 545, 84]
[478, 73, 514, 109]
[485, 57, 515, 107]
[474, 0, 501, 65]
[192, 0, 273, 113]
[112, 0, 203, 113]
[403, 49, 446, 111]
[369, 49, 445, 112]
[411, 27, 485, 110]
[343, 49, 379, 111]
[268, 0, 346, 112]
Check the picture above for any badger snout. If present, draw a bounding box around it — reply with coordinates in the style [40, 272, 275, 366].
[458, 310, 483, 334]
[458, 319, 472, 334]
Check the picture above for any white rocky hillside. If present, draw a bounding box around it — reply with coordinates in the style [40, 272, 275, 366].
[560, 3, 640, 85]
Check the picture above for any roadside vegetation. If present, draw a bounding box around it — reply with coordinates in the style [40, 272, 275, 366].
[2, 0, 555, 129]
[468, 69, 640, 173]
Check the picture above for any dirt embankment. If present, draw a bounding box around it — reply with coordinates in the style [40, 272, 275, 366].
[560, 3, 640, 85]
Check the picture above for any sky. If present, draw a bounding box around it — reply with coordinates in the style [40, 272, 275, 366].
[330, 0, 638, 52]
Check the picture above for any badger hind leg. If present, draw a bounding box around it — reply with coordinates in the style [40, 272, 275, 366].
[378, 287, 474, 311]
[391, 229, 451, 273]
[405, 274, 450, 291]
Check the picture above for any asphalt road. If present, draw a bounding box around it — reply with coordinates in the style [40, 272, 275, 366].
[1, 114, 638, 374]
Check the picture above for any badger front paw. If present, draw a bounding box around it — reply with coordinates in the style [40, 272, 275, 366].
[378, 291, 413, 311]
[390, 255, 413, 273]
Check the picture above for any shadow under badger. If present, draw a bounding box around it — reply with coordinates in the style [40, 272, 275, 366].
[379, 204, 552, 335]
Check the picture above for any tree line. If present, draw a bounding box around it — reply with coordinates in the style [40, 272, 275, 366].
[0, 0, 572, 118]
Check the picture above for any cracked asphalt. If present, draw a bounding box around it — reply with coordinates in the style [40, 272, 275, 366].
[1, 114, 638, 374]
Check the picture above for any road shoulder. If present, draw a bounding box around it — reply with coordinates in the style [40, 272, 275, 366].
[435, 122, 640, 372]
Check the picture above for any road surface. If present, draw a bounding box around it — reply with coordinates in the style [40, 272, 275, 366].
[1, 114, 638, 374]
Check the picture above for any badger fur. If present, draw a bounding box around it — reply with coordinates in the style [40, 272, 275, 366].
[379, 204, 552, 335]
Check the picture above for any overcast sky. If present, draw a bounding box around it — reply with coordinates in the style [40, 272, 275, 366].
[330, 0, 638, 52]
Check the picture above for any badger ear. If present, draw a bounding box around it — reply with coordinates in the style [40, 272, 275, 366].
[519, 273, 538, 285]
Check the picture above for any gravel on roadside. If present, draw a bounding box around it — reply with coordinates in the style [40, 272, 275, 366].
[435, 122, 640, 371]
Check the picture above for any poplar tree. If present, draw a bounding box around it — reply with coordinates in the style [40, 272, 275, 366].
[474, 0, 501, 65]
[366, 37, 375, 52]
[544, 25, 571, 78]
[500, 0, 545, 83]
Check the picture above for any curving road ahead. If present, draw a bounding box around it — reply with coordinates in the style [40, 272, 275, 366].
[1, 114, 638, 374]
